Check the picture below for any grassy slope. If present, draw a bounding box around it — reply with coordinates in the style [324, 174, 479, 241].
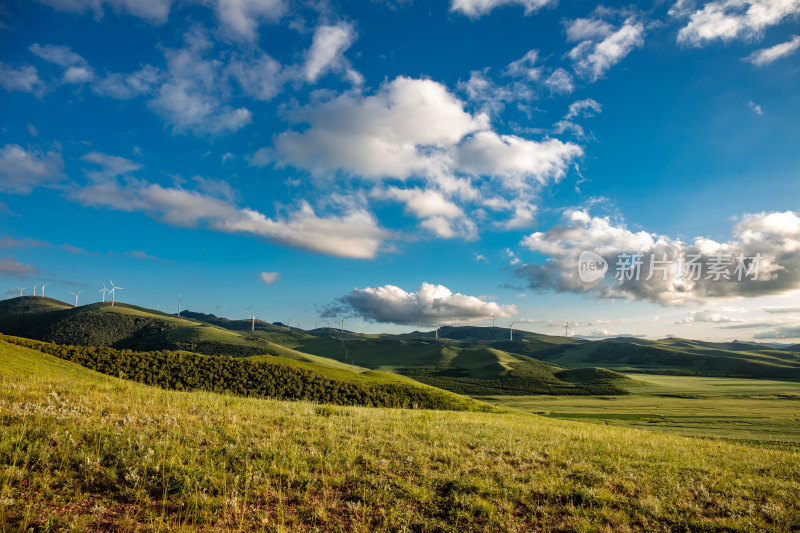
[481, 373, 800, 444]
[2, 341, 799, 531]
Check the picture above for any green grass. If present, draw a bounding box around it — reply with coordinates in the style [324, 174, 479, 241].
[480, 373, 800, 445]
[2, 340, 800, 531]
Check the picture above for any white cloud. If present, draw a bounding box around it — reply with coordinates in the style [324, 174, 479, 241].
[72, 168, 388, 259]
[259, 271, 280, 285]
[81, 151, 142, 181]
[0, 144, 65, 194]
[565, 98, 602, 119]
[214, 0, 286, 41]
[336, 282, 516, 325]
[565, 17, 615, 41]
[0, 63, 42, 93]
[675, 0, 800, 45]
[36, 0, 173, 23]
[450, 0, 555, 18]
[148, 29, 252, 135]
[274, 76, 489, 180]
[227, 52, 284, 101]
[455, 131, 582, 190]
[304, 22, 358, 83]
[568, 18, 645, 81]
[506, 50, 542, 80]
[29, 43, 96, 83]
[29, 43, 87, 68]
[745, 34, 800, 65]
[543, 68, 575, 94]
[92, 65, 161, 99]
[748, 100, 763, 114]
[518, 209, 800, 305]
[677, 309, 745, 324]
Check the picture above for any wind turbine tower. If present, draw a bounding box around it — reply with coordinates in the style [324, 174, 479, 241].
[564, 322, 570, 337]
[434, 321, 440, 340]
[40, 283, 48, 298]
[98, 282, 109, 303]
[215, 304, 221, 317]
[70, 291, 82, 307]
[508, 321, 517, 341]
[491, 314, 496, 328]
[108, 280, 123, 307]
[177, 293, 182, 316]
[17, 287, 26, 297]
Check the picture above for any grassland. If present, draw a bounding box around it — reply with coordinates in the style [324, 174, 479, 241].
[2, 340, 800, 531]
[480, 373, 800, 445]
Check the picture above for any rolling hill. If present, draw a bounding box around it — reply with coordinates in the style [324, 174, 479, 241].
[3, 296, 799, 400]
[1, 337, 798, 531]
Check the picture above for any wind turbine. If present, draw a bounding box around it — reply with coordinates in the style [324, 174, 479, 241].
[490, 314, 496, 328]
[17, 287, 26, 297]
[108, 280, 123, 306]
[70, 291, 82, 307]
[214, 304, 221, 317]
[247, 306, 260, 332]
[98, 282, 109, 303]
[177, 293, 182, 316]
[40, 283, 48, 298]
[434, 321, 440, 340]
[564, 321, 570, 337]
[508, 321, 517, 341]
[33, 284, 37, 297]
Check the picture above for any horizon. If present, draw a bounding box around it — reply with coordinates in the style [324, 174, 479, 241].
[1, 0, 799, 342]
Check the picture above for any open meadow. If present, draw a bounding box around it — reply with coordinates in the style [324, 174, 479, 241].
[479, 374, 800, 445]
[2, 340, 800, 531]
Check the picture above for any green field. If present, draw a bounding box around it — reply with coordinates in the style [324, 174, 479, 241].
[479, 373, 800, 444]
[2, 340, 800, 531]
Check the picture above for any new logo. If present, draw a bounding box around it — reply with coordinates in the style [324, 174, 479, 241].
[578, 251, 608, 283]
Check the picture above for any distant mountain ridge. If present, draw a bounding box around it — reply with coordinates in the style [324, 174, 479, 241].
[2, 297, 799, 398]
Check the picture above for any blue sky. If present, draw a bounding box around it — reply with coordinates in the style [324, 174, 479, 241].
[1, 0, 799, 340]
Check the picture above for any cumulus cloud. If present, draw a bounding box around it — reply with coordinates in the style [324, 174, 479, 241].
[227, 51, 284, 101]
[0, 63, 43, 93]
[92, 65, 161, 99]
[259, 271, 280, 285]
[304, 22, 358, 83]
[543, 68, 575, 94]
[568, 17, 645, 81]
[274, 76, 488, 181]
[745, 34, 800, 65]
[517, 209, 800, 305]
[272, 76, 581, 216]
[333, 282, 517, 325]
[375, 186, 476, 239]
[72, 155, 388, 259]
[148, 29, 252, 135]
[450, 0, 555, 18]
[675, 0, 800, 45]
[214, 0, 286, 41]
[0, 144, 65, 194]
[29, 43, 95, 84]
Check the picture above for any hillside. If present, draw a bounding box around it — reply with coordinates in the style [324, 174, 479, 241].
[2, 335, 489, 411]
[1, 338, 798, 531]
